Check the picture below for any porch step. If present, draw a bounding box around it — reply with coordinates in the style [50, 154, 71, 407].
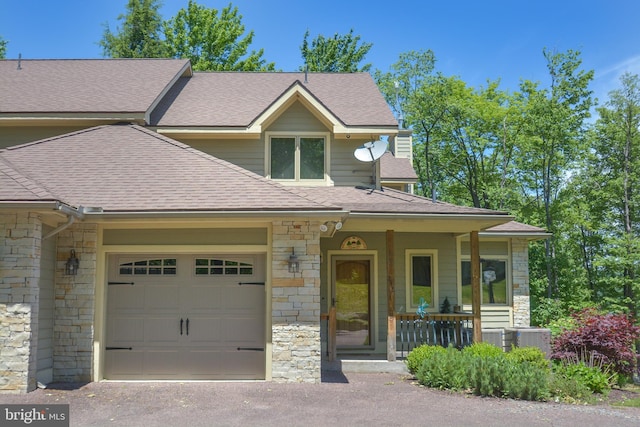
[323, 359, 409, 374]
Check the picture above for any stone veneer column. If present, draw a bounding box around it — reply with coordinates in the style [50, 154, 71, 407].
[53, 223, 97, 382]
[271, 220, 322, 383]
[0, 212, 42, 393]
[511, 239, 530, 327]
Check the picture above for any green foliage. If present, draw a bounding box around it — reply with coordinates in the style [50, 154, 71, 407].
[553, 362, 611, 395]
[548, 370, 594, 403]
[163, 1, 274, 71]
[300, 29, 372, 72]
[100, 0, 168, 58]
[462, 342, 503, 359]
[405, 344, 445, 375]
[0, 36, 7, 59]
[416, 346, 473, 390]
[505, 346, 550, 371]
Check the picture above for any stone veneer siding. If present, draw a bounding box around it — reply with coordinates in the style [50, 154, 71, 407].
[511, 239, 530, 327]
[0, 212, 42, 393]
[53, 223, 97, 383]
[271, 220, 322, 383]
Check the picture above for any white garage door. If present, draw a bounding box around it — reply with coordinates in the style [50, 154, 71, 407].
[105, 254, 266, 380]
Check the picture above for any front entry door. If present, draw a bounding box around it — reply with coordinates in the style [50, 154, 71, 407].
[332, 256, 373, 349]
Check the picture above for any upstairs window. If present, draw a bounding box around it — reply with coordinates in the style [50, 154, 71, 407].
[268, 133, 327, 182]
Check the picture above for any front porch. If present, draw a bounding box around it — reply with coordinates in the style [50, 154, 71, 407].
[321, 310, 475, 364]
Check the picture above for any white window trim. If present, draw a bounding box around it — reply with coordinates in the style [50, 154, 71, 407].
[459, 254, 512, 306]
[405, 249, 438, 312]
[265, 131, 331, 185]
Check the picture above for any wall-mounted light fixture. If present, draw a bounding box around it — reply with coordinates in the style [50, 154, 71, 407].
[65, 249, 79, 275]
[288, 249, 299, 274]
[320, 221, 343, 233]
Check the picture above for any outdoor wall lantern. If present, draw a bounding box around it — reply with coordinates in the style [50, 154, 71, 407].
[288, 249, 300, 274]
[65, 249, 79, 276]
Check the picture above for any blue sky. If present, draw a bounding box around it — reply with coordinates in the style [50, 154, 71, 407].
[1, 0, 639, 102]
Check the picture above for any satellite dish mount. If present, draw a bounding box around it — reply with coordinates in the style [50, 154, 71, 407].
[354, 139, 388, 189]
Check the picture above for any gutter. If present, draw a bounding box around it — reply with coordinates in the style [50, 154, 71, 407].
[42, 203, 85, 240]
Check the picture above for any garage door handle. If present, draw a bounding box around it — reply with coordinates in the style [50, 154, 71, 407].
[186, 318, 189, 336]
[180, 318, 183, 335]
[237, 347, 264, 352]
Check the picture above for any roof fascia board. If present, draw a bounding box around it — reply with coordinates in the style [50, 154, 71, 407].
[154, 127, 262, 139]
[247, 82, 342, 133]
[145, 61, 193, 125]
[84, 209, 348, 222]
[0, 114, 146, 126]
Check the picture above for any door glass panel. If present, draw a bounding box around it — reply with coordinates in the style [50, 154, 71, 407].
[335, 259, 371, 348]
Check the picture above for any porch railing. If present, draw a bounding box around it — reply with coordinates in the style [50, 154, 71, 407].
[395, 313, 474, 357]
[321, 309, 474, 361]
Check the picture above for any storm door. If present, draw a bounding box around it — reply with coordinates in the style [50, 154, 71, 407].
[332, 255, 373, 349]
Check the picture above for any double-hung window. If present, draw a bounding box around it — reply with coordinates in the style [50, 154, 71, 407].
[268, 133, 328, 182]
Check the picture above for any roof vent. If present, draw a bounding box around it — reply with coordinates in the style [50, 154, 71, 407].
[17, 53, 22, 70]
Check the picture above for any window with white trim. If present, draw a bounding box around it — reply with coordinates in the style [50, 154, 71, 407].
[405, 250, 438, 309]
[268, 133, 327, 182]
[460, 258, 509, 305]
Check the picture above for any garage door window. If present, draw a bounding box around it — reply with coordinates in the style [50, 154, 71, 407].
[195, 258, 254, 275]
[119, 258, 177, 275]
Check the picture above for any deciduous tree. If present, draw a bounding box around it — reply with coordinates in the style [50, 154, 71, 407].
[100, 0, 168, 58]
[163, 1, 274, 71]
[300, 29, 372, 72]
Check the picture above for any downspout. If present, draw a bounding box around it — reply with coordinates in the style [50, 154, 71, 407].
[43, 204, 85, 240]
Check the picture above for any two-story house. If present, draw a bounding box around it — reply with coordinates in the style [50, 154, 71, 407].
[0, 59, 548, 393]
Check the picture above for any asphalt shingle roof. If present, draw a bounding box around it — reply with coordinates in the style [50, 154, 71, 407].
[0, 124, 339, 212]
[152, 72, 398, 127]
[380, 152, 418, 181]
[0, 157, 59, 202]
[0, 59, 190, 113]
[295, 186, 508, 216]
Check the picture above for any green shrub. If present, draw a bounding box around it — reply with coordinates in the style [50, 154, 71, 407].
[553, 362, 611, 395]
[470, 357, 549, 400]
[506, 346, 550, 371]
[548, 370, 594, 403]
[462, 342, 503, 359]
[416, 346, 473, 391]
[406, 344, 446, 375]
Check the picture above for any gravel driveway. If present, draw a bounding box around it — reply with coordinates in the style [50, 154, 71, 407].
[2, 372, 639, 427]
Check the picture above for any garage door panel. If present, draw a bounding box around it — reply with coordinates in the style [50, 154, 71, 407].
[145, 317, 181, 343]
[185, 316, 224, 342]
[109, 287, 145, 310]
[105, 350, 144, 376]
[187, 287, 223, 310]
[106, 253, 266, 380]
[109, 317, 144, 343]
[146, 286, 180, 310]
[144, 350, 181, 376]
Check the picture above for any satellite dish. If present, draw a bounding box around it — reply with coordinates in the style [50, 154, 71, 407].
[354, 140, 388, 162]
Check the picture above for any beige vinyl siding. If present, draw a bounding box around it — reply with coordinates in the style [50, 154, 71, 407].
[0, 125, 88, 148]
[466, 306, 513, 328]
[184, 139, 265, 175]
[460, 240, 509, 256]
[330, 137, 375, 187]
[396, 232, 458, 312]
[103, 228, 268, 246]
[267, 101, 327, 132]
[37, 225, 56, 385]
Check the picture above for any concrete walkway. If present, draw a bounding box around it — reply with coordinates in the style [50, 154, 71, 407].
[1, 372, 639, 427]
